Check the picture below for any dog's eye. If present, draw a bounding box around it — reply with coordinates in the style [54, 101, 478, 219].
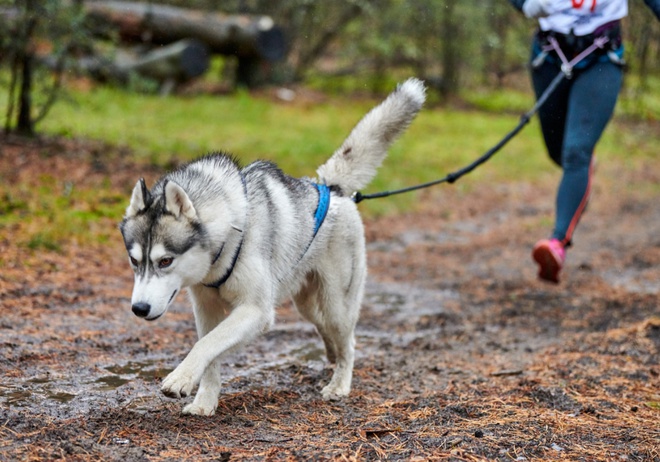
[129, 256, 139, 267]
[159, 257, 174, 269]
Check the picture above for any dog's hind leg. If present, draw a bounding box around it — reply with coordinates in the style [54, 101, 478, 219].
[319, 310, 357, 401]
[301, 253, 365, 400]
[317, 291, 361, 400]
[294, 272, 338, 364]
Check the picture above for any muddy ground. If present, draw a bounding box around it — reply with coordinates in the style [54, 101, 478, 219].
[0, 136, 658, 461]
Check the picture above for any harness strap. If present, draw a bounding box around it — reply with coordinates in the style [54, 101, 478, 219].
[313, 183, 331, 236]
[210, 243, 224, 265]
[204, 240, 243, 288]
[289, 182, 331, 270]
[544, 35, 610, 78]
[204, 173, 247, 289]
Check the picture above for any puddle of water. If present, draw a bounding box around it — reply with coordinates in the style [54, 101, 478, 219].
[90, 361, 174, 392]
[366, 292, 406, 311]
[364, 281, 459, 319]
[47, 391, 77, 403]
[104, 361, 157, 376]
[137, 366, 172, 381]
[1, 386, 75, 405]
[1, 361, 175, 410]
[0, 360, 172, 408]
[3, 389, 32, 405]
[291, 343, 326, 362]
[95, 375, 131, 391]
[104, 363, 144, 376]
[103, 361, 172, 383]
[1, 381, 79, 406]
[601, 269, 659, 294]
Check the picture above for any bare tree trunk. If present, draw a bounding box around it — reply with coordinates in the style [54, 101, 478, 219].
[440, 0, 460, 98]
[14, 0, 37, 137]
[17, 51, 34, 136]
[4, 55, 18, 135]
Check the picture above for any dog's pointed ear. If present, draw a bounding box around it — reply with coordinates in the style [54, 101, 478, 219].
[126, 178, 152, 218]
[163, 180, 197, 220]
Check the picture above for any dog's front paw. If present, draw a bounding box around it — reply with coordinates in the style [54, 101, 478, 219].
[182, 401, 217, 416]
[161, 367, 197, 399]
[181, 390, 219, 416]
[321, 383, 350, 401]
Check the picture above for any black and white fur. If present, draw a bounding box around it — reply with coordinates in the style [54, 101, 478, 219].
[120, 78, 426, 416]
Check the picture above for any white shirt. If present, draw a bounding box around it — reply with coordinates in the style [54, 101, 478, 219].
[539, 0, 627, 35]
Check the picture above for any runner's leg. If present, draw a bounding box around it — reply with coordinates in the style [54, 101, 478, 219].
[530, 52, 570, 166]
[552, 60, 623, 245]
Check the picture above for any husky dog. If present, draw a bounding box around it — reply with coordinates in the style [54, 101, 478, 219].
[119, 78, 425, 416]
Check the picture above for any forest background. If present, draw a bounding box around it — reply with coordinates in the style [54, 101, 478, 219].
[2, 0, 660, 138]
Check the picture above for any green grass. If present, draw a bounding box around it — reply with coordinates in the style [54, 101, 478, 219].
[41, 86, 353, 171]
[43, 85, 552, 176]
[23, 81, 660, 179]
[0, 176, 127, 250]
[2, 80, 659, 248]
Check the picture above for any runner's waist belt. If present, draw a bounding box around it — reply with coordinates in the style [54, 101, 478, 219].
[537, 20, 621, 58]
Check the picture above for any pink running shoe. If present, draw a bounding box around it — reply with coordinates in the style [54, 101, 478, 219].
[532, 238, 566, 283]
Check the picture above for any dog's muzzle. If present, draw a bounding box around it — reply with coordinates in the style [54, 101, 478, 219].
[132, 302, 151, 318]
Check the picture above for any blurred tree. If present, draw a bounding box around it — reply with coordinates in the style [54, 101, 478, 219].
[625, 0, 660, 95]
[481, 0, 525, 87]
[1, 0, 90, 136]
[2, 0, 657, 120]
[438, 0, 460, 98]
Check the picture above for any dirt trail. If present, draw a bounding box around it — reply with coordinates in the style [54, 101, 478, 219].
[0, 138, 658, 461]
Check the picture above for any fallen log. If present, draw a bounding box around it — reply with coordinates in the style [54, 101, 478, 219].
[119, 38, 209, 82]
[84, 1, 287, 62]
[42, 39, 209, 93]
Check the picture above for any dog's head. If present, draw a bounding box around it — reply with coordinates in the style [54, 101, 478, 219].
[119, 178, 212, 321]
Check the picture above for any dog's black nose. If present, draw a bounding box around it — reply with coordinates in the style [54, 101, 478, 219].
[132, 302, 151, 318]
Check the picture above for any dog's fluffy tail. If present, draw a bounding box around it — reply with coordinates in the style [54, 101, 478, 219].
[316, 78, 426, 195]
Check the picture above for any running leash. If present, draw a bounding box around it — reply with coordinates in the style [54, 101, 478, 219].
[352, 35, 610, 204]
